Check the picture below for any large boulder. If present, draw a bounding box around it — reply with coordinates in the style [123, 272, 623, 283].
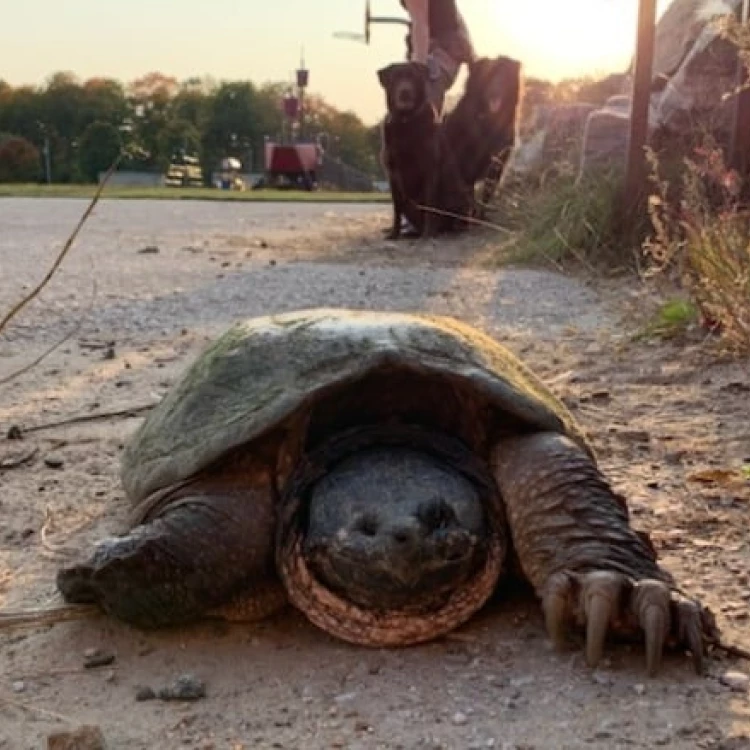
[575, 0, 743, 177]
[650, 0, 742, 133]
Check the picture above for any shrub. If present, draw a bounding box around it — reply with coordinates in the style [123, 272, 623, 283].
[78, 120, 122, 182]
[0, 135, 41, 182]
[489, 165, 634, 269]
[643, 140, 750, 353]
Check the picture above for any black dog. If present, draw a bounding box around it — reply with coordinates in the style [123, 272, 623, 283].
[378, 62, 443, 239]
[442, 56, 522, 219]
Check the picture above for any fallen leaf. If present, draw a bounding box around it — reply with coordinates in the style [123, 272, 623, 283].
[688, 468, 747, 486]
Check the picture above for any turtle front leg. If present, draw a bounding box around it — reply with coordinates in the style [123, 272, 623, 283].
[57, 488, 282, 629]
[491, 432, 718, 676]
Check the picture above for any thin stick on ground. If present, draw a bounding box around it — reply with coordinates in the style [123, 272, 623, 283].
[0, 604, 103, 629]
[0, 278, 98, 387]
[0, 447, 38, 470]
[0, 154, 121, 338]
[0, 692, 77, 724]
[12, 402, 158, 436]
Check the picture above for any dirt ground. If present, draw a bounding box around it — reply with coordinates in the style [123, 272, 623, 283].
[0, 198, 749, 750]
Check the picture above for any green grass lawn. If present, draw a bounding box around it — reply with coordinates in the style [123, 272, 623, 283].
[0, 183, 391, 203]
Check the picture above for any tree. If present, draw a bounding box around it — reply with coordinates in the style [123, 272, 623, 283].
[78, 121, 122, 182]
[201, 82, 273, 178]
[81, 78, 129, 128]
[305, 97, 379, 176]
[0, 135, 41, 182]
[157, 118, 201, 163]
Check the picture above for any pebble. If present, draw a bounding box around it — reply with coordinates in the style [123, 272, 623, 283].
[6, 425, 22, 440]
[135, 686, 156, 702]
[12, 680, 25, 693]
[47, 725, 106, 750]
[452, 711, 469, 726]
[719, 670, 749, 692]
[83, 648, 115, 669]
[633, 683, 646, 696]
[44, 456, 64, 469]
[137, 245, 160, 254]
[156, 674, 206, 701]
[592, 671, 613, 687]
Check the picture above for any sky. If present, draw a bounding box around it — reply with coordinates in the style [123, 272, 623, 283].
[1, 0, 674, 125]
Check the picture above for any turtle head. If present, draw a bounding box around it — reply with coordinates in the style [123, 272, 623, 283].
[302, 446, 489, 611]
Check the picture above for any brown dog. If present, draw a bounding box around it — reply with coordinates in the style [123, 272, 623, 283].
[378, 62, 443, 239]
[442, 56, 522, 219]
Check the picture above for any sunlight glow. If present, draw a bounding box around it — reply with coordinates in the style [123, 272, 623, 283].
[490, 0, 639, 80]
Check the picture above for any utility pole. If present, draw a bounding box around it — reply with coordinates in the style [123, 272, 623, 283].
[297, 49, 309, 142]
[623, 0, 658, 222]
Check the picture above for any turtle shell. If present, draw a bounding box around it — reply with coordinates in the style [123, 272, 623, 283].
[121, 308, 592, 504]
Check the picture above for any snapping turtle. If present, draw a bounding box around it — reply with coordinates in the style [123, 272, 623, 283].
[58, 308, 716, 675]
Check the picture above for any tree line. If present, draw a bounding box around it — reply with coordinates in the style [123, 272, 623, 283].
[0, 69, 627, 185]
[0, 71, 383, 184]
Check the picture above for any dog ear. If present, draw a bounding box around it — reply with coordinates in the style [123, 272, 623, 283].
[377, 64, 398, 89]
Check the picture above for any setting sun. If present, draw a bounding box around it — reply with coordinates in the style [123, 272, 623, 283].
[488, 0, 639, 80]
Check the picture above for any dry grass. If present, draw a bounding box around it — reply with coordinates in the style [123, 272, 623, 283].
[643, 141, 750, 354]
[484, 165, 638, 271]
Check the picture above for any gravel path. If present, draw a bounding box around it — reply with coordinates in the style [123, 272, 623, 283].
[0, 199, 748, 750]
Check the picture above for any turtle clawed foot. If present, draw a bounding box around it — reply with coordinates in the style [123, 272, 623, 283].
[541, 570, 714, 677]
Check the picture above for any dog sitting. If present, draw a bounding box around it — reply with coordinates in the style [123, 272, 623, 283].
[378, 61, 443, 239]
[442, 56, 522, 219]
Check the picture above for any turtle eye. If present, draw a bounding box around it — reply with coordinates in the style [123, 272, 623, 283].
[418, 499, 457, 532]
[354, 514, 379, 537]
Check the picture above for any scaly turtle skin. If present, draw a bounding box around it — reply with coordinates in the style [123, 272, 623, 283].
[57, 309, 717, 676]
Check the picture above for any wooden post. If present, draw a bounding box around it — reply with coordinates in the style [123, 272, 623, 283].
[623, 0, 658, 221]
[729, 0, 750, 179]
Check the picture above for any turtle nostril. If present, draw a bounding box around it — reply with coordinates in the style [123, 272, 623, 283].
[392, 529, 411, 545]
[418, 499, 457, 533]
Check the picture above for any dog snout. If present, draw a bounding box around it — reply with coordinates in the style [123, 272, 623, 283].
[394, 82, 415, 110]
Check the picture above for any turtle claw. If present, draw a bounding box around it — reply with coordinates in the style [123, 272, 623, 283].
[631, 579, 671, 677]
[540, 570, 710, 677]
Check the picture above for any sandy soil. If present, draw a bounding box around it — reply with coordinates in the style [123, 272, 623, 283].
[0, 198, 748, 750]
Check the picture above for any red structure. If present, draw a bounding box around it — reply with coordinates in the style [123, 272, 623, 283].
[255, 53, 323, 191]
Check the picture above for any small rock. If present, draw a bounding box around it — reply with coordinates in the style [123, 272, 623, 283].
[333, 692, 357, 704]
[452, 711, 469, 726]
[269, 259, 277, 266]
[592, 671, 613, 687]
[47, 725, 106, 750]
[137, 245, 160, 254]
[135, 686, 155, 701]
[6, 425, 22, 440]
[12, 680, 25, 693]
[44, 456, 64, 469]
[633, 683, 646, 696]
[719, 670, 749, 692]
[103, 345, 116, 360]
[83, 648, 115, 668]
[156, 674, 206, 701]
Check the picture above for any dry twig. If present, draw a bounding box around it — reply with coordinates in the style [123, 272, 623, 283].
[13, 402, 158, 436]
[0, 447, 38, 470]
[0, 155, 121, 338]
[0, 279, 98, 387]
[0, 603, 102, 630]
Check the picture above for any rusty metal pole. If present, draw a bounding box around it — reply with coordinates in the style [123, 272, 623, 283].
[729, 0, 750, 180]
[623, 0, 658, 221]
